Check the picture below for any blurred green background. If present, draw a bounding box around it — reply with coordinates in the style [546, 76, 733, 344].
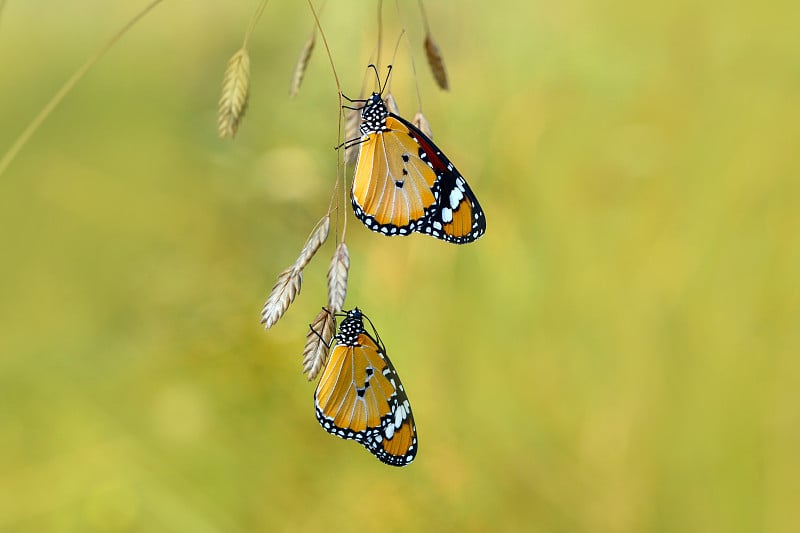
[1, 1, 799, 531]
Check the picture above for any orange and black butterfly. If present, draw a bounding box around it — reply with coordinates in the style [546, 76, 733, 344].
[314, 308, 418, 466]
[344, 66, 486, 244]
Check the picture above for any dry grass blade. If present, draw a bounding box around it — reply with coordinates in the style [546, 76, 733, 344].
[424, 32, 449, 90]
[293, 215, 330, 272]
[343, 107, 362, 165]
[0, 0, 165, 178]
[412, 111, 434, 139]
[327, 243, 350, 313]
[261, 267, 302, 329]
[384, 92, 400, 115]
[302, 308, 335, 381]
[218, 48, 251, 139]
[289, 30, 316, 97]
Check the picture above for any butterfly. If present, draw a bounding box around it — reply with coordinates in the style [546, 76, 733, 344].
[344, 66, 486, 244]
[313, 308, 418, 466]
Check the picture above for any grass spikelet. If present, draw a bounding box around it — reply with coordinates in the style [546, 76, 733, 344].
[289, 29, 316, 97]
[302, 308, 335, 381]
[261, 267, 302, 329]
[343, 107, 362, 165]
[293, 215, 330, 272]
[261, 216, 330, 329]
[327, 243, 350, 313]
[412, 111, 434, 138]
[384, 92, 400, 115]
[424, 33, 449, 90]
[218, 48, 251, 139]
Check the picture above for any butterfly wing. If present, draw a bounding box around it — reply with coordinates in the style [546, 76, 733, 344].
[314, 330, 417, 466]
[351, 110, 486, 244]
[391, 114, 486, 244]
[351, 121, 439, 236]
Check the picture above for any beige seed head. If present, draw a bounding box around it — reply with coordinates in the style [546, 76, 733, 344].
[260, 267, 302, 329]
[383, 92, 400, 115]
[289, 30, 316, 98]
[424, 33, 449, 90]
[260, 216, 331, 330]
[327, 243, 350, 313]
[218, 48, 251, 139]
[302, 307, 335, 381]
[293, 215, 330, 272]
[412, 111, 434, 139]
[343, 107, 362, 166]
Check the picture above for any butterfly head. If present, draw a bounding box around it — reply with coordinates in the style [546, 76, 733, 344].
[360, 93, 389, 136]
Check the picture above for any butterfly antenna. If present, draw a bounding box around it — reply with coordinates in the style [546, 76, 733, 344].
[367, 63, 382, 93]
[382, 65, 393, 95]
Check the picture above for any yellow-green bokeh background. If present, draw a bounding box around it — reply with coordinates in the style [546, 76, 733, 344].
[1, 1, 799, 531]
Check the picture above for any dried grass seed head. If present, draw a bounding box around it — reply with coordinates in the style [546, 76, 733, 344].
[343, 107, 363, 166]
[412, 111, 434, 139]
[293, 215, 330, 272]
[327, 243, 350, 313]
[218, 48, 251, 138]
[289, 30, 316, 98]
[302, 307, 335, 381]
[261, 267, 302, 329]
[383, 92, 400, 115]
[424, 33, 449, 90]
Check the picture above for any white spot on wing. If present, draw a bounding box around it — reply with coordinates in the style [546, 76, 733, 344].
[449, 188, 464, 209]
[442, 207, 453, 223]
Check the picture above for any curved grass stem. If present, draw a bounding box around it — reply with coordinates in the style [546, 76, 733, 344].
[0, 0, 165, 178]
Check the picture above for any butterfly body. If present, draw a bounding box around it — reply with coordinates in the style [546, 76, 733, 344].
[314, 308, 417, 466]
[351, 93, 486, 244]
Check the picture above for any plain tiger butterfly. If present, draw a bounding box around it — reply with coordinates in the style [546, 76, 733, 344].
[313, 308, 418, 466]
[344, 66, 486, 244]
